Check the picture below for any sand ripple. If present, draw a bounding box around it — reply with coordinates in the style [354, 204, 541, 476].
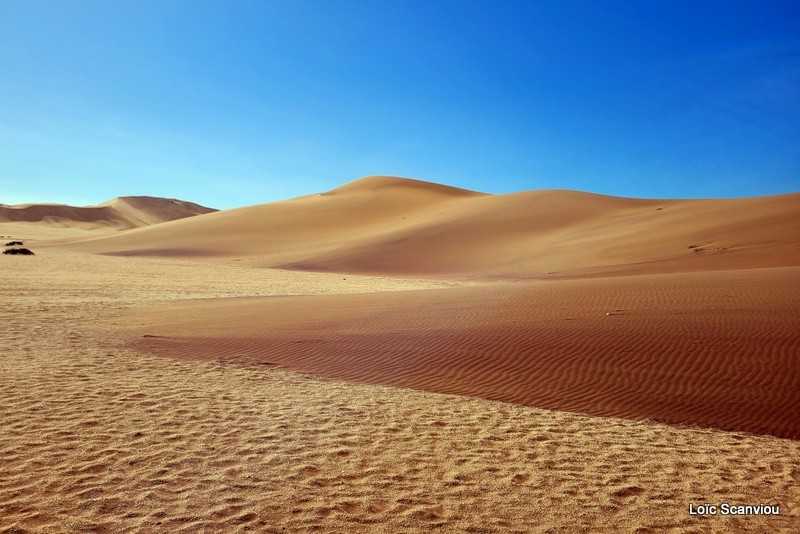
[1, 251, 798, 532]
[132, 267, 800, 439]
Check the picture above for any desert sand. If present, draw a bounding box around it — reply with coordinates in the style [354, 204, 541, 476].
[55, 176, 800, 277]
[127, 266, 800, 439]
[0, 196, 216, 236]
[2, 176, 798, 532]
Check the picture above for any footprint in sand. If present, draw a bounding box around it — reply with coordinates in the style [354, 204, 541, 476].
[611, 485, 646, 499]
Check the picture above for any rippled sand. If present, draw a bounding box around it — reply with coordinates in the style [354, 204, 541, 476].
[1, 250, 797, 533]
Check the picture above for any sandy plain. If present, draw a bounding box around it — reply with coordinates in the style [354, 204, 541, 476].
[2, 177, 799, 532]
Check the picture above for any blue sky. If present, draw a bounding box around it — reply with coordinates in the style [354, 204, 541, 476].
[1, 1, 798, 209]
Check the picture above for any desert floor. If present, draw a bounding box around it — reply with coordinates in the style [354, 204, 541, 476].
[1, 247, 798, 533]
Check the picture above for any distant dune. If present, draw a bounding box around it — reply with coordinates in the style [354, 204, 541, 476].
[0, 196, 216, 232]
[57, 175, 800, 278]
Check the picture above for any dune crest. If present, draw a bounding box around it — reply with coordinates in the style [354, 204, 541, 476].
[55, 176, 799, 278]
[324, 175, 487, 197]
[0, 195, 216, 232]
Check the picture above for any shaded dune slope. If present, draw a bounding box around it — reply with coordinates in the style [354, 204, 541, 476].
[1, 196, 216, 231]
[62, 176, 799, 278]
[128, 267, 800, 439]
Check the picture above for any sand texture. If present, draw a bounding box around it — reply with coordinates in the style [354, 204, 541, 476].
[0, 196, 215, 234]
[56, 176, 800, 278]
[127, 266, 800, 439]
[2, 177, 799, 532]
[1, 250, 798, 533]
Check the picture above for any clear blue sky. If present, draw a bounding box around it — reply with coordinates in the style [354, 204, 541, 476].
[1, 1, 798, 209]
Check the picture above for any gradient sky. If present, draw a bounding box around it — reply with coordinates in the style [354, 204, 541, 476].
[1, 1, 798, 209]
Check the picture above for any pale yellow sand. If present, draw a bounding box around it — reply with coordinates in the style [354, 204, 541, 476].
[1, 249, 798, 533]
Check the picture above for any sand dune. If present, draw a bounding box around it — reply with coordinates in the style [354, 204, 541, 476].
[24, 175, 800, 439]
[56, 176, 489, 262]
[58, 176, 800, 278]
[0, 195, 216, 233]
[5, 177, 799, 530]
[97, 196, 217, 227]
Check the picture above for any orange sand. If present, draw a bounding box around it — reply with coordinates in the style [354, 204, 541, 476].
[1, 250, 798, 532]
[127, 266, 800, 439]
[56, 176, 800, 278]
[3, 176, 799, 532]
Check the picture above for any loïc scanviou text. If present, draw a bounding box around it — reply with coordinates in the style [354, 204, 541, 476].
[689, 502, 781, 516]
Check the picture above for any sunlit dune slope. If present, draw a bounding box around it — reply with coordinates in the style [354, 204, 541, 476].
[58, 176, 799, 277]
[0, 196, 216, 231]
[97, 196, 217, 227]
[56, 176, 487, 260]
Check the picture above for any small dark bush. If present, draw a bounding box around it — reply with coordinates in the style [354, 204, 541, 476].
[3, 248, 34, 255]
[5, 241, 24, 246]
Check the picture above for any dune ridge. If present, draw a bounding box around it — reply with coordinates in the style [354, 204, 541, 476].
[0, 195, 216, 232]
[56, 176, 800, 278]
